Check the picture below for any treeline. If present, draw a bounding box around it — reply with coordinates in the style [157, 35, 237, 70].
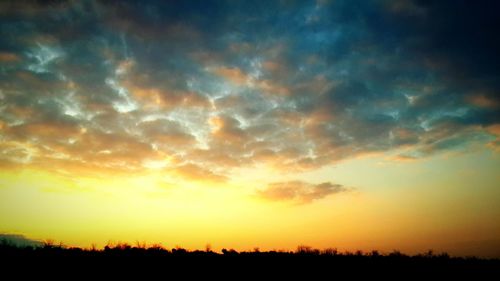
[1, 239, 499, 276]
[0, 239, 494, 260]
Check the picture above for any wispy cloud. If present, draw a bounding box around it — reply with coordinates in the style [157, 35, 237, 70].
[257, 181, 349, 204]
[0, 0, 498, 179]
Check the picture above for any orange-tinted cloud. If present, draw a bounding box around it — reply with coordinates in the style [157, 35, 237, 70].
[469, 94, 499, 109]
[213, 66, 249, 85]
[257, 180, 348, 204]
[387, 154, 418, 163]
[208, 115, 247, 143]
[169, 163, 227, 183]
[212, 66, 290, 95]
[485, 124, 500, 152]
[0, 52, 20, 62]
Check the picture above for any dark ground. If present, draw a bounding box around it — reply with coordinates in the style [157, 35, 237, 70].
[1, 243, 499, 278]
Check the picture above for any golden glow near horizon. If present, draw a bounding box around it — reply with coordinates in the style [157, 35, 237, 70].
[1, 1, 500, 258]
[1, 149, 499, 257]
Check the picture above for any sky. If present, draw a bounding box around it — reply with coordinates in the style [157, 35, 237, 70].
[0, 0, 499, 257]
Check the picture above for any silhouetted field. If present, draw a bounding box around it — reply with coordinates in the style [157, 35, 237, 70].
[1, 241, 499, 277]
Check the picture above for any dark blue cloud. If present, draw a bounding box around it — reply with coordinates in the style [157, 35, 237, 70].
[0, 0, 498, 173]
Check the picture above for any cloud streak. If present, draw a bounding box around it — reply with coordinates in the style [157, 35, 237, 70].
[257, 181, 348, 204]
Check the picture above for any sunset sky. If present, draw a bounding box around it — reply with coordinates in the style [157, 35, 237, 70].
[1, 0, 499, 257]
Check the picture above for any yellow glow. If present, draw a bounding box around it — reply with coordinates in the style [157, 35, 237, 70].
[1, 148, 499, 257]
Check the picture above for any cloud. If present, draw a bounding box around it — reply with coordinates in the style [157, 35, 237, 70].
[208, 114, 248, 144]
[0, 234, 42, 248]
[483, 124, 500, 152]
[211, 65, 290, 96]
[0, 0, 498, 178]
[0, 52, 20, 62]
[213, 66, 248, 86]
[257, 181, 348, 204]
[139, 119, 196, 147]
[169, 163, 227, 183]
[469, 95, 499, 109]
[387, 154, 418, 163]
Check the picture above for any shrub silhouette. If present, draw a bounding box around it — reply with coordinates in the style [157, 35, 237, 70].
[1, 241, 498, 275]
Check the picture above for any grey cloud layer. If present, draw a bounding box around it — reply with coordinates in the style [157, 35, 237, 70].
[0, 0, 499, 176]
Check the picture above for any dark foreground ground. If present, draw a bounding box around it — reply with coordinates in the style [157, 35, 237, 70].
[1, 244, 499, 277]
